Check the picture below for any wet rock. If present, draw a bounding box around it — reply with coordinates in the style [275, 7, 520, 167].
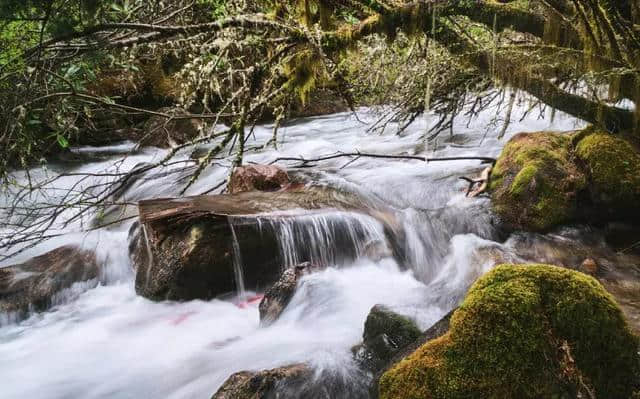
[580, 257, 598, 275]
[378, 265, 640, 399]
[259, 262, 320, 326]
[604, 222, 640, 254]
[288, 88, 349, 118]
[132, 188, 392, 301]
[133, 208, 280, 301]
[228, 165, 291, 194]
[0, 246, 100, 320]
[212, 364, 311, 399]
[212, 364, 370, 399]
[354, 305, 421, 372]
[363, 239, 393, 261]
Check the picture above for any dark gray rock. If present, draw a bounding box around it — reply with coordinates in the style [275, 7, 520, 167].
[353, 305, 421, 372]
[369, 309, 454, 398]
[0, 246, 100, 321]
[259, 262, 320, 326]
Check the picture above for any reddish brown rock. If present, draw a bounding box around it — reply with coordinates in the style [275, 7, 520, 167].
[228, 165, 291, 194]
[581, 257, 598, 275]
[0, 246, 100, 320]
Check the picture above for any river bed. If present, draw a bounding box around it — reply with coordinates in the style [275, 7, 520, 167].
[0, 100, 592, 398]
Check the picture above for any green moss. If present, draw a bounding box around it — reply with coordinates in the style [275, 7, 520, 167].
[509, 164, 538, 196]
[490, 132, 586, 231]
[379, 265, 640, 399]
[363, 305, 421, 343]
[576, 132, 640, 214]
[357, 305, 423, 371]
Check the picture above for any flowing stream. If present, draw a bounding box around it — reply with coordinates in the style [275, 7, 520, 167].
[0, 100, 586, 398]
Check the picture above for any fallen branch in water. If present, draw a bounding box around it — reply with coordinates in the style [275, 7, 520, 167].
[269, 151, 496, 167]
[459, 163, 494, 197]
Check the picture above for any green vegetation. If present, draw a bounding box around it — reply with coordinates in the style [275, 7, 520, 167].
[379, 264, 640, 399]
[3, 0, 640, 254]
[1, 0, 639, 183]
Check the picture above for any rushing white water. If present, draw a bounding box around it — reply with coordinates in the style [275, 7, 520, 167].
[0, 96, 585, 398]
[251, 210, 390, 268]
[227, 218, 247, 296]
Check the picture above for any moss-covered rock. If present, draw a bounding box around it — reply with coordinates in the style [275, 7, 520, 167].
[489, 132, 586, 231]
[378, 264, 640, 399]
[576, 132, 640, 218]
[490, 129, 640, 231]
[354, 305, 422, 372]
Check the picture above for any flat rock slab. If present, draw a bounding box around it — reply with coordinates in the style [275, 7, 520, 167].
[138, 186, 366, 224]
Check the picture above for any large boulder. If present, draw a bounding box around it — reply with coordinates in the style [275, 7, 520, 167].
[228, 165, 292, 194]
[132, 188, 399, 301]
[259, 262, 320, 326]
[378, 265, 640, 399]
[575, 131, 640, 220]
[489, 132, 586, 231]
[0, 246, 100, 322]
[490, 129, 640, 231]
[133, 198, 279, 301]
[353, 305, 421, 372]
[212, 364, 369, 399]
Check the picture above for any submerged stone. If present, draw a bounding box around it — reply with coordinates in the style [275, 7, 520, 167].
[378, 264, 640, 399]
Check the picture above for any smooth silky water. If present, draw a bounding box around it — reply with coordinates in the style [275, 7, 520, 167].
[0, 100, 584, 398]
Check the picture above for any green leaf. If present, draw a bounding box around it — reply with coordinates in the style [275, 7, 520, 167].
[56, 134, 69, 148]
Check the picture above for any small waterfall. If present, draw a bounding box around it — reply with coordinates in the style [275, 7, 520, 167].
[227, 217, 246, 296]
[255, 210, 391, 268]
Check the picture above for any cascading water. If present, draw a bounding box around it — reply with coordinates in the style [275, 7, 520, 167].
[227, 217, 247, 297]
[252, 210, 390, 268]
[0, 100, 585, 399]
